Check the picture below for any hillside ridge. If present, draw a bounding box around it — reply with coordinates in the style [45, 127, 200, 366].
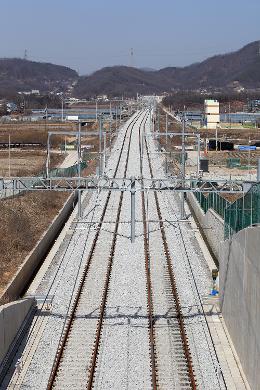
[0, 41, 259, 98]
[0, 58, 78, 98]
[74, 41, 260, 97]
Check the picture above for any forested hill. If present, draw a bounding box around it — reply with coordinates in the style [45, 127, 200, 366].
[1, 41, 260, 99]
[0, 58, 78, 98]
[74, 41, 260, 97]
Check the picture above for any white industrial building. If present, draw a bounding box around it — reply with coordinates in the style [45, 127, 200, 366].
[204, 99, 220, 129]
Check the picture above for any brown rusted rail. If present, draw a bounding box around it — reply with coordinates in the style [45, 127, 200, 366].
[47, 111, 143, 389]
[141, 192, 158, 389]
[139, 114, 197, 389]
[87, 189, 123, 388]
[144, 127, 197, 389]
[139, 113, 158, 389]
[86, 111, 139, 388]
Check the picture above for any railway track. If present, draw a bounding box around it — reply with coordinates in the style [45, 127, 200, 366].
[46, 111, 143, 389]
[3, 108, 228, 389]
[139, 114, 197, 389]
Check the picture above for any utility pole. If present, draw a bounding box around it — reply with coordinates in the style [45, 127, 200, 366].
[257, 158, 260, 181]
[99, 116, 103, 176]
[61, 97, 64, 122]
[109, 118, 112, 152]
[197, 134, 201, 177]
[141, 130, 144, 165]
[130, 177, 136, 243]
[229, 102, 231, 128]
[45, 105, 48, 135]
[165, 113, 168, 174]
[77, 121, 82, 179]
[215, 125, 218, 151]
[180, 108, 186, 219]
[8, 134, 11, 177]
[109, 101, 112, 153]
[248, 136, 251, 180]
[46, 133, 50, 178]
[157, 106, 160, 132]
[78, 189, 82, 219]
[96, 101, 98, 122]
[103, 131, 107, 171]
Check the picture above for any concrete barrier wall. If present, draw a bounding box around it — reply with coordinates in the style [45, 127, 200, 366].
[0, 192, 77, 304]
[219, 226, 260, 390]
[0, 298, 35, 365]
[187, 192, 260, 387]
[187, 192, 224, 262]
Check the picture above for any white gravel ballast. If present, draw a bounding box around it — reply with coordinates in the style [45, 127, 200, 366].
[2, 108, 233, 390]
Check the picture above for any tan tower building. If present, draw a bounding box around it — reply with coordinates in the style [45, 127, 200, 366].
[204, 99, 220, 129]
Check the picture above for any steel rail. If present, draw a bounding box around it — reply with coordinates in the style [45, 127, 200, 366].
[139, 112, 158, 389]
[87, 108, 143, 390]
[86, 110, 145, 389]
[47, 111, 143, 389]
[143, 115, 197, 389]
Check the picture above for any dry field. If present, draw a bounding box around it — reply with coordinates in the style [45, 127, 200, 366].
[0, 119, 111, 176]
[0, 116, 125, 297]
[0, 121, 100, 147]
[206, 150, 260, 166]
[0, 149, 65, 176]
[0, 191, 69, 296]
[199, 127, 260, 143]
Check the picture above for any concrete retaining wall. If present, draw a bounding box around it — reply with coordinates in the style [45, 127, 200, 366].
[0, 298, 35, 365]
[187, 192, 224, 262]
[0, 192, 77, 304]
[219, 226, 260, 390]
[187, 192, 260, 387]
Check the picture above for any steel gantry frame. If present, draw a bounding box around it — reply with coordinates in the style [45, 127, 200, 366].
[46, 129, 103, 177]
[0, 175, 246, 193]
[46, 116, 112, 179]
[0, 104, 250, 243]
[144, 131, 201, 176]
[0, 174, 246, 243]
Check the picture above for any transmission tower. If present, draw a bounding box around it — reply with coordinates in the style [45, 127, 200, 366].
[24, 49, 28, 60]
[130, 48, 134, 67]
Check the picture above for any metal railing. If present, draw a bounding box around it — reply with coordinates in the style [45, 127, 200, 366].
[194, 183, 260, 239]
[47, 161, 87, 178]
[194, 191, 230, 219]
[224, 183, 260, 238]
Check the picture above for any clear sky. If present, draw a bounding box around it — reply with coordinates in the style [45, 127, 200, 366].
[1, 0, 259, 75]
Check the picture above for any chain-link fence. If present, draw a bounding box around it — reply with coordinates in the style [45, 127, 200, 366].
[48, 161, 87, 177]
[224, 183, 260, 238]
[32, 161, 88, 188]
[194, 191, 230, 219]
[194, 184, 260, 239]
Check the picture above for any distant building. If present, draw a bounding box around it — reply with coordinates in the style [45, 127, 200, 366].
[18, 89, 40, 96]
[66, 115, 79, 121]
[204, 99, 220, 129]
[96, 95, 108, 101]
[6, 102, 18, 113]
[248, 99, 260, 112]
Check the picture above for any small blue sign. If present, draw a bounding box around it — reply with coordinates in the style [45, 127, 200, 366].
[238, 145, 256, 151]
